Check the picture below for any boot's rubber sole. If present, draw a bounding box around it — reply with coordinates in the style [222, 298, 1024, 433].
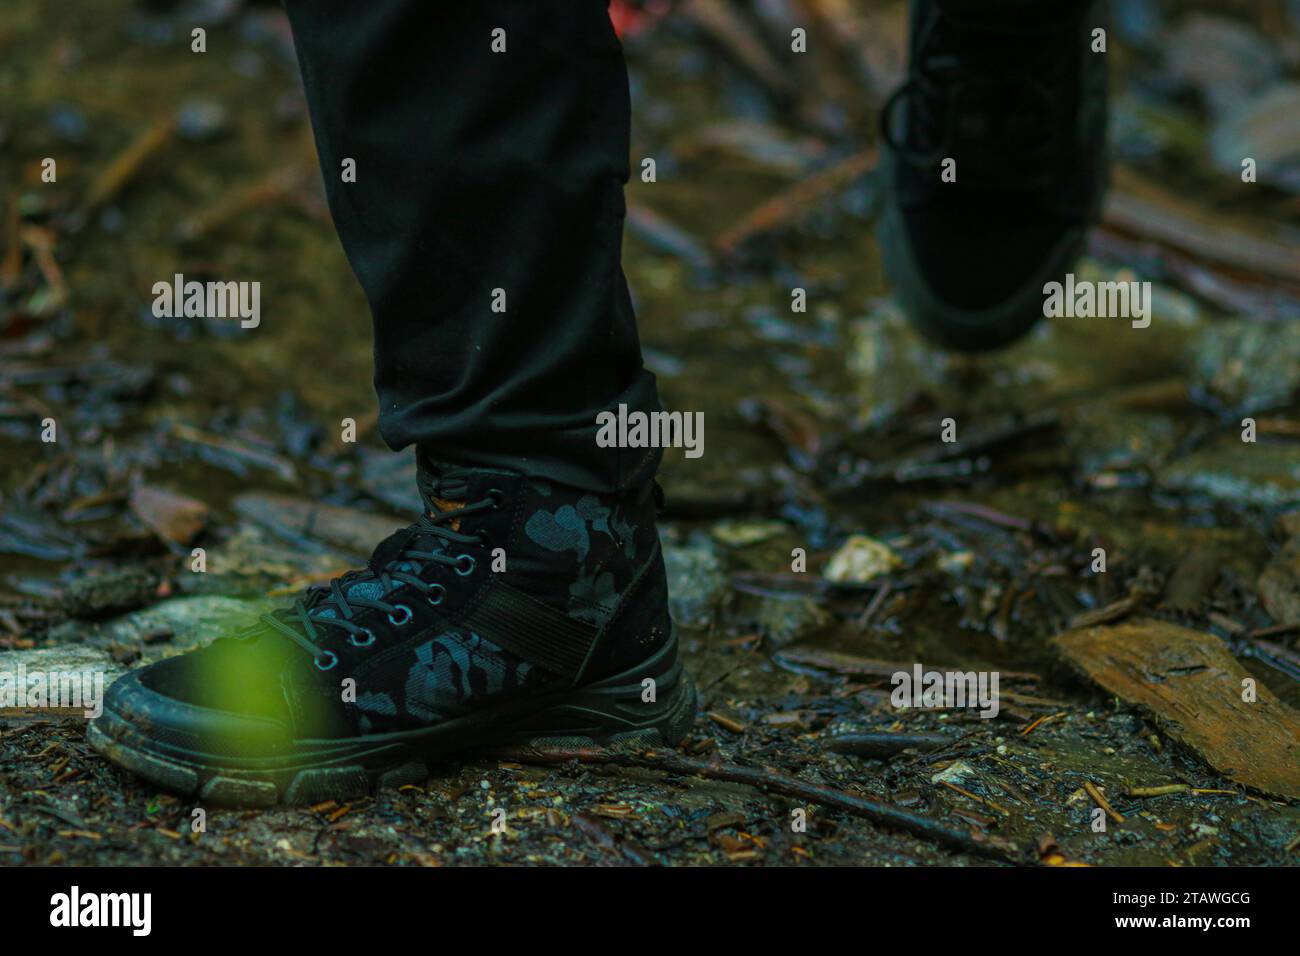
[87, 634, 697, 808]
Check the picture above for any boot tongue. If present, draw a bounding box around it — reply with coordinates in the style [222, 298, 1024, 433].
[427, 494, 466, 530]
[418, 481, 465, 528]
[416, 458, 474, 528]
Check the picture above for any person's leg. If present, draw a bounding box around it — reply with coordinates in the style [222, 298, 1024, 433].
[285, 0, 661, 493]
[88, 1, 693, 805]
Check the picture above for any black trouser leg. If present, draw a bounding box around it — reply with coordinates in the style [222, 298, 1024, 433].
[284, 0, 661, 493]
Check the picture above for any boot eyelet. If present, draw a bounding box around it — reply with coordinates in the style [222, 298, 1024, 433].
[427, 584, 446, 606]
[486, 488, 504, 510]
[315, 650, 338, 671]
[387, 604, 413, 626]
[455, 554, 476, 576]
[349, 628, 376, 648]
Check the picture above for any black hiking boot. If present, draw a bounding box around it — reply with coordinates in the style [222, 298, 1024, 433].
[88, 453, 696, 807]
[878, 0, 1109, 352]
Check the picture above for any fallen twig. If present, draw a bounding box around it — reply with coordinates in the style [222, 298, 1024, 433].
[176, 164, 313, 242]
[625, 200, 714, 274]
[1239, 637, 1300, 684]
[712, 148, 877, 256]
[1068, 596, 1141, 629]
[681, 0, 795, 105]
[777, 647, 1042, 686]
[1084, 781, 1126, 826]
[1020, 711, 1066, 736]
[856, 581, 892, 628]
[824, 730, 950, 758]
[494, 745, 1024, 863]
[81, 117, 176, 217]
[1127, 784, 1188, 799]
[172, 423, 298, 483]
[791, 0, 889, 105]
[940, 781, 1010, 817]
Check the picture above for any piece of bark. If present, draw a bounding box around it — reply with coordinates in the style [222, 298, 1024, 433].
[232, 493, 405, 557]
[1053, 618, 1300, 799]
[1103, 166, 1300, 285]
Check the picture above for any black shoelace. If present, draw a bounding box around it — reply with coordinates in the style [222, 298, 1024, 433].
[880, 8, 1073, 191]
[259, 490, 500, 671]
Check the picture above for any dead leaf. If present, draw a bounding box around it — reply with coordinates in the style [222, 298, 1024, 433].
[129, 486, 208, 546]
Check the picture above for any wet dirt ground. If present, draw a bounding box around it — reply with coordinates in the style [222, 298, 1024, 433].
[2, 0, 1300, 866]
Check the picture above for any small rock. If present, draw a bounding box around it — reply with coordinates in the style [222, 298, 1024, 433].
[1158, 435, 1300, 508]
[931, 760, 974, 786]
[662, 533, 727, 630]
[102, 595, 277, 654]
[176, 98, 229, 142]
[823, 534, 901, 584]
[63, 568, 163, 620]
[754, 595, 830, 647]
[0, 644, 125, 699]
[937, 550, 975, 575]
[1067, 408, 1179, 476]
[709, 519, 786, 548]
[848, 306, 947, 427]
[1191, 319, 1300, 413]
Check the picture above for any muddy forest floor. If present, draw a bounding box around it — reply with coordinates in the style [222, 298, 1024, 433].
[2, 0, 1300, 866]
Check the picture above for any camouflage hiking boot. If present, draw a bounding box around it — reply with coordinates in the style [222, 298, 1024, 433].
[88, 454, 696, 807]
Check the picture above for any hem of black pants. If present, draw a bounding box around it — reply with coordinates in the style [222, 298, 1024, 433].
[409, 371, 663, 495]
